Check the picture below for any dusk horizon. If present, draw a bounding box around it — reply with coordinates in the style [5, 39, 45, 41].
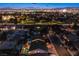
[0, 3, 79, 9]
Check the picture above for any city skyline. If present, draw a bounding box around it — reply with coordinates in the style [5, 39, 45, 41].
[0, 3, 79, 8]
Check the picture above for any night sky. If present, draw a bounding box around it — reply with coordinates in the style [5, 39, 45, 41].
[0, 3, 79, 8]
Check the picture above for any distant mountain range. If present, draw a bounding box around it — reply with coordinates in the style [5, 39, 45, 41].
[0, 7, 79, 10]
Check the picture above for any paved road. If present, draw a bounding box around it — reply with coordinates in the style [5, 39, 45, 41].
[53, 44, 70, 56]
[47, 35, 70, 56]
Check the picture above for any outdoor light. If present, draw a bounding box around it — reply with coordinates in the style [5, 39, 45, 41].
[62, 9, 67, 12]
